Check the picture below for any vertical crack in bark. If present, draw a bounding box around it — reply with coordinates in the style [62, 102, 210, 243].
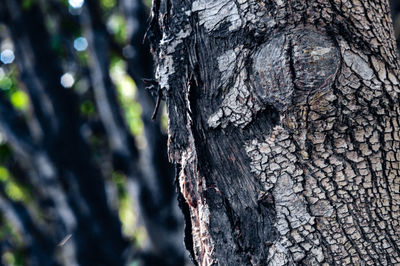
[222, 196, 253, 265]
[176, 163, 198, 265]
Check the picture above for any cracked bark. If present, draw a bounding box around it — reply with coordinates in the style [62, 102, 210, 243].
[150, 0, 400, 265]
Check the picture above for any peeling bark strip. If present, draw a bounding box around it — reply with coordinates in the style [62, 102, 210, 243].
[150, 0, 400, 265]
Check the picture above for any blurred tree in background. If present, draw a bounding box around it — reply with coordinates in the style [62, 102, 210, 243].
[391, 0, 400, 51]
[0, 0, 187, 265]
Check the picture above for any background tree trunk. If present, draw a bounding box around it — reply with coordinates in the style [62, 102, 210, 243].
[0, 0, 187, 265]
[150, 0, 400, 265]
[390, 0, 400, 51]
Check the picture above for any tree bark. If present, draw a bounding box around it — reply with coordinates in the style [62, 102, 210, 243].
[150, 0, 400, 265]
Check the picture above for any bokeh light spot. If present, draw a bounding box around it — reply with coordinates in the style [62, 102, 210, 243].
[60, 73, 75, 88]
[5, 182, 25, 201]
[11, 91, 29, 110]
[68, 0, 84, 9]
[74, 37, 88, 51]
[0, 49, 15, 64]
[0, 77, 13, 91]
[0, 166, 9, 182]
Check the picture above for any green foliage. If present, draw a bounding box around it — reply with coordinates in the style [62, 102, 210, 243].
[59, 0, 69, 7]
[22, 0, 35, 10]
[101, 0, 117, 12]
[125, 102, 143, 137]
[0, 218, 23, 247]
[80, 100, 95, 116]
[0, 77, 13, 92]
[107, 14, 128, 44]
[5, 182, 25, 202]
[110, 57, 144, 137]
[0, 68, 30, 111]
[0, 167, 9, 182]
[76, 51, 89, 66]
[0, 73, 16, 92]
[10, 91, 29, 111]
[112, 171, 146, 246]
[0, 166, 31, 203]
[1, 250, 25, 266]
[0, 215, 25, 266]
[144, 0, 152, 8]
[131, 225, 147, 249]
[1, 0, 158, 262]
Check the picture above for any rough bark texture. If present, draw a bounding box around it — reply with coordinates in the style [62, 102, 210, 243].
[150, 0, 400, 265]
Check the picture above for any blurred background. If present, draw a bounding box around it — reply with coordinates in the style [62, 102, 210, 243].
[0, 0, 399, 266]
[391, 0, 400, 51]
[0, 0, 188, 265]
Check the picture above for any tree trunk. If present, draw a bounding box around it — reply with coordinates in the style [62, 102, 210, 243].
[150, 0, 400, 265]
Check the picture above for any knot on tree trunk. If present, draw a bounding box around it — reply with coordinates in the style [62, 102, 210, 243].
[252, 28, 340, 112]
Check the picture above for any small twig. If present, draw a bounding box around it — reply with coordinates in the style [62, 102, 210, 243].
[57, 234, 72, 247]
[151, 89, 162, 120]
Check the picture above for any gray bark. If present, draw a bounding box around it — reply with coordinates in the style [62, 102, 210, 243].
[150, 0, 400, 265]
